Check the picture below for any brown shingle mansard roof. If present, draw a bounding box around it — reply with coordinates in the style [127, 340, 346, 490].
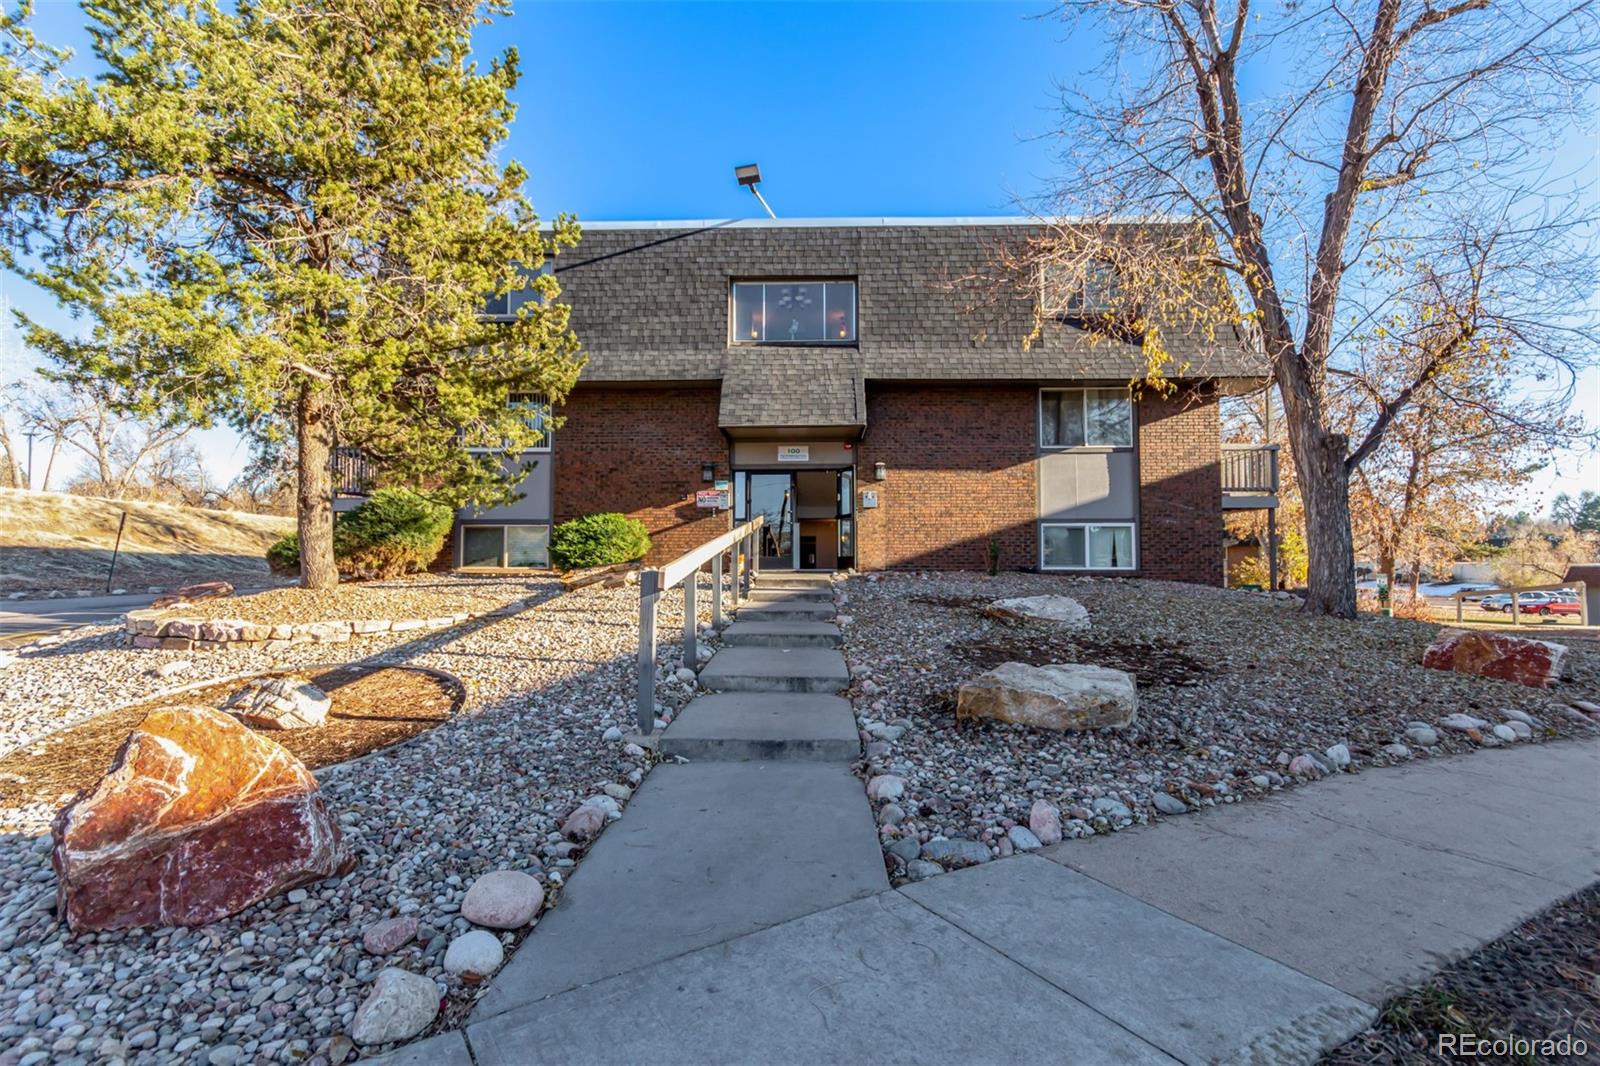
[549, 218, 1266, 430]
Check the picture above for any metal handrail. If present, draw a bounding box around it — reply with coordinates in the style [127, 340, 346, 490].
[636, 514, 767, 734]
[1451, 580, 1587, 626]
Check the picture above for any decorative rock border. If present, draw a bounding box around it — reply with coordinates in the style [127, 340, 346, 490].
[122, 597, 543, 652]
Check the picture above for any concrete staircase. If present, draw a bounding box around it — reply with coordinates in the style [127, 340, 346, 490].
[662, 572, 858, 762]
[473, 570, 885, 1029]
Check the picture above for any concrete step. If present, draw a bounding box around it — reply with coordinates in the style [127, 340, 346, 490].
[747, 586, 833, 602]
[736, 597, 837, 622]
[755, 572, 835, 589]
[719, 620, 843, 648]
[698, 647, 850, 693]
[659, 693, 859, 762]
[470, 762, 887, 1021]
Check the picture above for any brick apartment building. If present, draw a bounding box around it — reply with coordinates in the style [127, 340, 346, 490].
[408, 218, 1275, 585]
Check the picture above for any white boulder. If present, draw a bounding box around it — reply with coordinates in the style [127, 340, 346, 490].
[956, 662, 1136, 732]
[350, 968, 439, 1046]
[443, 930, 505, 977]
[984, 595, 1089, 629]
[224, 675, 330, 730]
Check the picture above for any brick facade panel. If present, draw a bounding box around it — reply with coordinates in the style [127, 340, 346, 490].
[855, 384, 1037, 572]
[1136, 388, 1222, 585]
[552, 386, 730, 565]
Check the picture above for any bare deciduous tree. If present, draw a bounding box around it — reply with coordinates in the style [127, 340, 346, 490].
[1037, 0, 1599, 616]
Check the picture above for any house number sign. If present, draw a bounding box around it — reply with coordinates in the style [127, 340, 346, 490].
[776, 445, 809, 462]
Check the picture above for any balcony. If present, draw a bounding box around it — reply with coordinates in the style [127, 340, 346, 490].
[331, 447, 373, 498]
[1221, 443, 1280, 510]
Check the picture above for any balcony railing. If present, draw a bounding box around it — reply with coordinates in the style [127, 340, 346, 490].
[331, 447, 373, 497]
[1221, 443, 1280, 496]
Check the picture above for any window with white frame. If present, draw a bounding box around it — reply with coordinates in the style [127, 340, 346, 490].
[731, 281, 857, 344]
[1040, 388, 1133, 448]
[464, 392, 552, 452]
[460, 524, 550, 569]
[1041, 523, 1136, 570]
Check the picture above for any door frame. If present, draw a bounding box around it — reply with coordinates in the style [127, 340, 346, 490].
[733, 465, 856, 571]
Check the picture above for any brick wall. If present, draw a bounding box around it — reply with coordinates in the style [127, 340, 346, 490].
[552, 386, 730, 565]
[1136, 387, 1223, 585]
[855, 384, 1037, 571]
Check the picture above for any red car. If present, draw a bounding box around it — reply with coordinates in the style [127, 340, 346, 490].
[1533, 596, 1583, 617]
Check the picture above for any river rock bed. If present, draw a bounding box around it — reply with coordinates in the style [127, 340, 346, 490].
[0, 577, 714, 1064]
[839, 572, 1600, 881]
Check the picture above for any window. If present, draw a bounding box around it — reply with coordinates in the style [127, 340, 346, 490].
[461, 524, 550, 568]
[483, 262, 554, 321]
[732, 281, 856, 344]
[1042, 523, 1135, 570]
[1041, 389, 1132, 448]
[464, 392, 552, 452]
[1041, 260, 1123, 317]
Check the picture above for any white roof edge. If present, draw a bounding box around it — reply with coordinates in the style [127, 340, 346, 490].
[565, 215, 1197, 231]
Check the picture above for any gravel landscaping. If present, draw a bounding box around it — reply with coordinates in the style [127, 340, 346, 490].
[0, 577, 551, 766]
[840, 572, 1600, 880]
[0, 575, 714, 1064]
[1320, 881, 1599, 1064]
[137, 573, 540, 624]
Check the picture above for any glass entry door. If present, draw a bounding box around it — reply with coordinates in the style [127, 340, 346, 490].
[743, 473, 796, 569]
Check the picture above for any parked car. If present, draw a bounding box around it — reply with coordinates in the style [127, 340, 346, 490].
[1479, 591, 1560, 612]
[1532, 595, 1583, 617]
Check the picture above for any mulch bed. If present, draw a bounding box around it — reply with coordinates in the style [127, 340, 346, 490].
[0, 663, 464, 811]
[1321, 882, 1600, 1065]
[953, 631, 1215, 688]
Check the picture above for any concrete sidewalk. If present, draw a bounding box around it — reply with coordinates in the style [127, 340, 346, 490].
[1048, 734, 1600, 1007]
[393, 727, 1598, 1065]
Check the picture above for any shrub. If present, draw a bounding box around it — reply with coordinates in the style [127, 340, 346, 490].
[261, 489, 453, 580]
[334, 489, 453, 579]
[266, 533, 300, 575]
[550, 512, 650, 570]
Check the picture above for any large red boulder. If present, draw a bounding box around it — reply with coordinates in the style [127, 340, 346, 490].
[52, 705, 349, 931]
[1421, 628, 1568, 689]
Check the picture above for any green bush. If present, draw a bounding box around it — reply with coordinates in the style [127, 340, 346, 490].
[334, 489, 454, 579]
[550, 512, 651, 570]
[261, 489, 453, 580]
[266, 532, 300, 575]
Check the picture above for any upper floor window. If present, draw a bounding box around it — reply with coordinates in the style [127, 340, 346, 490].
[1041, 260, 1122, 317]
[732, 281, 856, 344]
[463, 392, 552, 452]
[483, 263, 554, 321]
[1040, 388, 1133, 448]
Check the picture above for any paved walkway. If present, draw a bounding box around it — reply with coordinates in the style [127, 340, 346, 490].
[0, 592, 158, 644]
[376, 578, 1599, 1065]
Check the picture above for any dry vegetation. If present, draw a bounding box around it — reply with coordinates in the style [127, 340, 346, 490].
[0, 487, 292, 595]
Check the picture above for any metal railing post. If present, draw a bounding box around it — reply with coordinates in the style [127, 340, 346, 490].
[711, 551, 725, 629]
[682, 571, 698, 670]
[731, 540, 743, 605]
[637, 570, 659, 734]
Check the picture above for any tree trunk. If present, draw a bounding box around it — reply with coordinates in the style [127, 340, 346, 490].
[296, 385, 338, 590]
[1293, 422, 1358, 618]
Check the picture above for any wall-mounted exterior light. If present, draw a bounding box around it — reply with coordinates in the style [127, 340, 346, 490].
[702, 462, 716, 482]
[873, 462, 887, 481]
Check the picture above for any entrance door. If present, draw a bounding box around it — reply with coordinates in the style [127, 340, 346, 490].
[744, 473, 796, 569]
[836, 467, 855, 569]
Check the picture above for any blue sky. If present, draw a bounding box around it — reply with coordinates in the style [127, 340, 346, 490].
[4, 0, 1595, 505]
